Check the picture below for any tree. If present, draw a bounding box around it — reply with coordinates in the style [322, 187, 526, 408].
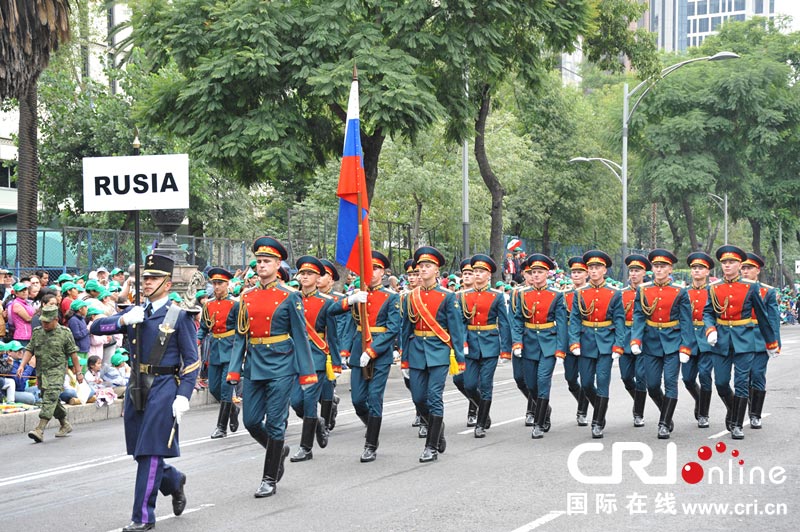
[0, 0, 72, 267]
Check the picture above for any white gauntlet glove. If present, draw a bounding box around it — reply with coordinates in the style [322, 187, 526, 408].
[123, 306, 145, 326]
[347, 291, 368, 305]
[172, 396, 190, 424]
[630, 344, 642, 356]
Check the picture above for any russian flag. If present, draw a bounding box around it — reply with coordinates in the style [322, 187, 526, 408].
[335, 74, 372, 274]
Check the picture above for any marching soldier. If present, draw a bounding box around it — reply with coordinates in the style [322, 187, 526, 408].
[90, 254, 199, 532]
[511, 254, 566, 439]
[683, 252, 716, 428]
[401, 246, 466, 462]
[289, 256, 340, 462]
[740, 252, 781, 429]
[400, 258, 426, 435]
[510, 261, 534, 425]
[568, 250, 625, 439]
[703, 245, 779, 439]
[461, 254, 511, 438]
[198, 267, 239, 439]
[630, 249, 695, 439]
[226, 237, 317, 497]
[618, 254, 650, 427]
[331, 251, 400, 462]
[454, 258, 479, 427]
[562, 256, 591, 426]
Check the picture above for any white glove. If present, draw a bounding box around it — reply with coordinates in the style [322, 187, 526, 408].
[512, 348, 522, 358]
[768, 347, 779, 358]
[679, 353, 690, 364]
[707, 331, 718, 347]
[301, 383, 313, 391]
[172, 395, 190, 424]
[612, 352, 621, 360]
[631, 344, 642, 356]
[402, 368, 410, 379]
[360, 352, 371, 367]
[347, 291, 368, 305]
[123, 305, 145, 326]
[572, 347, 581, 356]
[463, 346, 469, 356]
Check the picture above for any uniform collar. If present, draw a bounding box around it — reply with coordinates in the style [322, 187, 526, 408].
[691, 282, 707, 290]
[369, 284, 382, 291]
[302, 288, 318, 298]
[653, 279, 671, 287]
[421, 282, 438, 291]
[723, 275, 741, 284]
[531, 283, 548, 291]
[474, 283, 489, 292]
[259, 279, 278, 290]
[589, 281, 605, 289]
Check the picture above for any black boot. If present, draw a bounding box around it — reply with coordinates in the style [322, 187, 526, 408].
[290, 418, 317, 462]
[437, 417, 447, 453]
[576, 389, 589, 427]
[684, 381, 701, 420]
[467, 400, 478, 427]
[320, 400, 333, 431]
[591, 397, 609, 439]
[531, 398, 549, 439]
[357, 413, 369, 427]
[329, 395, 340, 430]
[525, 395, 536, 426]
[633, 390, 647, 427]
[731, 395, 748, 440]
[625, 386, 636, 401]
[749, 388, 766, 429]
[315, 416, 329, 448]
[419, 415, 443, 463]
[474, 399, 491, 438]
[697, 389, 712, 428]
[412, 413, 422, 427]
[418, 415, 429, 438]
[543, 401, 552, 432]
[361, 416, 382, 463]
[658, 397, 678, 439]
[649, 388, 673, 431]
[720, 390, 734, 431]
[211, 402, 232, 439]
[229, 402, 240, 433]
[254, 438, 284, 498]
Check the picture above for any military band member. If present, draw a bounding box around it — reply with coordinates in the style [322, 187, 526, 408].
[619, 255, 650, 427]
[703, 245, 779, 440]
[461, 254, 511, 438]
[683, 252, 716, 428]
[511, 254, 566, 439]
[332, 251, 400, 462]
[510, 261, 534, 425]
[568, 250, 625, 439]
[318, 259, 352, 431]
[289, 256, 340, 462]
[198, 267, 238, 439]
[562, 256, 591, 426]
[226, 237, 317, 497]
[630, 249, 695, 439]
[401, 246, 466, 462]
[740, 252, 781, 429]
[454, 258, 480, 427]
[91, 254, 199, 531]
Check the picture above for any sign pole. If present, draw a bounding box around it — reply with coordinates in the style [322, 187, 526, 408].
[131, 132, 144, 411]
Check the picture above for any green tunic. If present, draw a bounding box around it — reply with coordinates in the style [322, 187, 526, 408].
[28, 325, 78, 389]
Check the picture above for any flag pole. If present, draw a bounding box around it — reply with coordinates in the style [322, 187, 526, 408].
[353, 64, 373, 381]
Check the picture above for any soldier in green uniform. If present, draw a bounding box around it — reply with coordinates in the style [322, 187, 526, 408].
[16, 304, 82, 442]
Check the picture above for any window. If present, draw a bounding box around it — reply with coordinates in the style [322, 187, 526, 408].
[697, 0, 708, 15]
[699, 18, 710, 32]
[0, 161, 17, 189]
[687, 20, 693, 34]
[755, 0, 763, 13]
[688, 2, 695, 16]
[711, 16, 722, 30]
[770, 0, 775, 14]
[734, 0, 745, 10]
[733, 13, 745, 21]
[699, 36, 705, 45]
[710, 0, 720, 14]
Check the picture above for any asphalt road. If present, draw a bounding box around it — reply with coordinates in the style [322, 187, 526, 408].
[2, 327, 799, 531]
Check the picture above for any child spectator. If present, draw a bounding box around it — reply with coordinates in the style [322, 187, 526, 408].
[67, 299, 90, 357]
[0, 342, 15, 403]
[86, 306, 110, 361]
[100, 348, 129, 397]
[62, 356, 94, 405]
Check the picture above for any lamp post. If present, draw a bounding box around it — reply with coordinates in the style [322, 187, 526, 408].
[708, 192, 728, 244]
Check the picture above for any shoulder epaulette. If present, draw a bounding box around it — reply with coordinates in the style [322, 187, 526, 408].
[318, 291, 333, 300]
[490, 288, 504, 295]
[576, 285, 591, 292]
[281, 284, 298, 292]
[741, 278, 756, 284]
[242, 285, 258, 295]
[760, 282, 774, 290]
[439, 286, 454, 293]
[640, 281, 653, 288]
[709, 279, 723, 287]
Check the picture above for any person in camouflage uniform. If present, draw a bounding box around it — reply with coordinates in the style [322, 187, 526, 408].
[16, 304, 81, 442]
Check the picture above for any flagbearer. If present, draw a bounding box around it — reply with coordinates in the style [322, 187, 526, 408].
[332, 251, 400, 462]
[562, 257, 591, 426]
[683, 252, 716, 428]
[454, 258, 480, 428]
[511, 254, 566, 439]
[289, 256, 340, 462]
[198, 267, 238, 439]
[461, 254, 511, 438]
[401, 246, 466, 462]
[226, 237, 317, 497]
[630, 249, 695, 439]
[740, 252, 781, 430]
[619, 255, 650, 427]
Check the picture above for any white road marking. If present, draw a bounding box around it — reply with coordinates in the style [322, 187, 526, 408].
[458, 417, 526, 435]
[510, 511, 566, 531]
[104, 504, 215, 532]
[708, 413, 771, 439]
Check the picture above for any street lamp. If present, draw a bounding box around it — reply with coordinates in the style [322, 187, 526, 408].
[707, 192, 728, 244]
[620, 51, 739, 264]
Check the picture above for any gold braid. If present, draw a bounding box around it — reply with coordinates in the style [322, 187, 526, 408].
[406, 287, 419, 324]
[638, 288, 659, 316]
[236, 296, 250, 335]
[709, 286, 729, 314]
[576, 290, 595, 318]
[461, 291, 476, 320]
[519, 289, 535, 320]
[201, 303, 216, 330]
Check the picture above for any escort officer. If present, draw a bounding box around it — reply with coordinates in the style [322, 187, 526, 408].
[703, 245, 779, 439]
[619, 254, 650, 427]
[511, 254, 566, 439]
[461, 254, 511, 438]
[401, 246, 466, 462]
[454, 258, 480, 427]
[683, 252, 716, 428]
[332, 251, 400, 462]
[317, 258, 351, 431]
[740, 252, 781, 429]
[568, 250, 625, 439]
[289, 256, 340, 462]
[90, 254, 199, 532]
[400, 258, 426, 435]
[630, 249, 695, 439]
[226, 237, 317, 497]
[198, 267, 238, 439]
[562, 256, 591, 426]
[510, 260, 534, 425]
[17, 304, 81, 442]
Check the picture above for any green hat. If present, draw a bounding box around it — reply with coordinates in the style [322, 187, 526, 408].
[0, 341, 6, 351]
[110, 351, 129, 366]
[495, 281, 504, 288]
[86, 306, 105, 317]
[76, 274, 88, 283]
[84, 279, 102, 292]
[249, 259, 257, 269]
[195, 289, 207, 299]
[12, 282, 27, 292]
[6, 340, 24, 351]
[97, 289, 112, 300]
[108, 280, 121, 292]
[168, 292, 183, 303]
[287, 280, 300, 289]
[61, 281, 78, 293]
[68, 356, 87, 368]
[57, 273, 73, 283]
[70, 299, 88, 312]
[245, 271, 255, 279]
[504, 284, 512, 291]
[110, 267, 124, 276]
[48, 284, 58, 290]
[40, 304, 59, 323]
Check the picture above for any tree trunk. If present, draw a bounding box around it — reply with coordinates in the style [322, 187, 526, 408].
[650, 202, 658, 248]
[769, 236, 792, 287]
[662, 204, 683, 252]
[681, 195, 699, 252]
[474, 84, 505, 283]
[17, 83, 40, 269]
[749, 217, 762, 257]
[411, 192, 423, 247]
[362, 130, 385, 204]
[541, 217, 551, 256]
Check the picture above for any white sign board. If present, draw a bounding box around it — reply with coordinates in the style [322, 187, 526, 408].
[795, 260, 800, 274]
[82, 154, 189, 212]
